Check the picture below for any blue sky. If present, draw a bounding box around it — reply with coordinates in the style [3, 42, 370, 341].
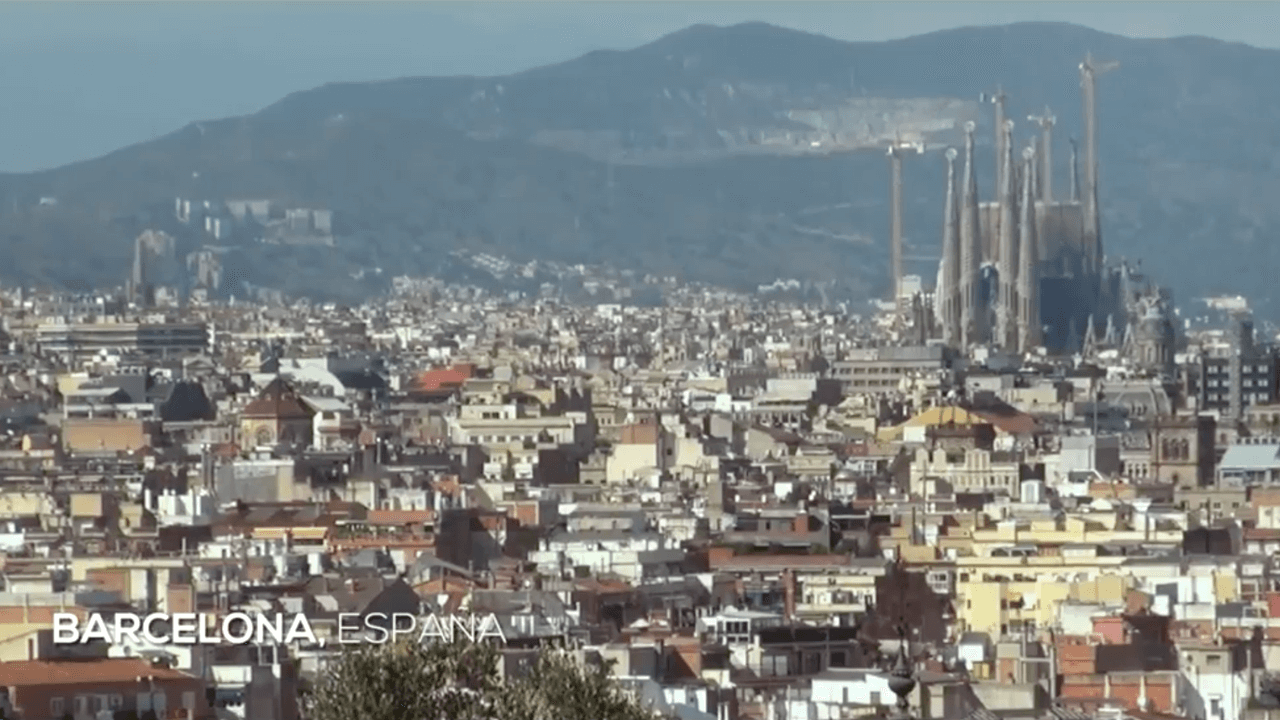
[2, 1, 1278, 173]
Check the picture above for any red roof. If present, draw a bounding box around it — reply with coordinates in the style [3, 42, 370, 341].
[414, 364, 475, 391]
[242, 377, 313, 420]
[1, 657, 199, 686]
[968, 407, 1037, 436]
[367, 509, 435, 526]
[712, 554, 850, 571]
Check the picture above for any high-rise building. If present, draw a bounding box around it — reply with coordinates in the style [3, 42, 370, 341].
[131, 233, 151, 307]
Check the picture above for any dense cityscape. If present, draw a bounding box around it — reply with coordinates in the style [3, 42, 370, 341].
[3, 22, 1280, 720]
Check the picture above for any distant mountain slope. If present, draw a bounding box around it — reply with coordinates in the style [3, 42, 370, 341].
[2, 21, 1280, 312]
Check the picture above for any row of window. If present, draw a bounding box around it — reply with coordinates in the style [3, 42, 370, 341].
[833, 366, 904, 375]
[843, 379, 900, 388]
[1203, 378, 1272, 388]
[469, 434, 541, 444]
[1206, 363, 1272, 375]
[50, 694, 133, 717]
[1204, 391, 1261, 401]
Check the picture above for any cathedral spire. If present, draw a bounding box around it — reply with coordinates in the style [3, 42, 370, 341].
[1017, 145, 1040, 354]
[940, 147, 962, 347]
[995, 119, 1018, 351]
[960, 122, 984, 347]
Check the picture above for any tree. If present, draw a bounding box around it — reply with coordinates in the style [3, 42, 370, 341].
[505, 647, 660, 720]
[305, 638, 499, 720]
[305, 638, 663, 720]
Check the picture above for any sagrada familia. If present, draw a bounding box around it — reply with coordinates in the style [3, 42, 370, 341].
[912, 55, 1177, 372]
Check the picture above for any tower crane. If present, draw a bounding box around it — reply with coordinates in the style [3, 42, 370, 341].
[980, 86, 1008, 193]
[1027, 107, 1056, 202]
[1080, 53, 1120, 274]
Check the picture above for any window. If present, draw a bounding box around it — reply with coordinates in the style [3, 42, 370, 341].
[50, 698, 65, 717]
[73, 696, 89, 716]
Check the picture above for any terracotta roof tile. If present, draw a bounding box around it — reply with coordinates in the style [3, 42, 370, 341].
[968, 407, 1037, 436]
[413, 364, 475, 391]
[367, 509, 436, 525]
[713, 554, 850, 570]
[432, 477, 462, 497]
[1, 657, 199, 686]
[574, 578, 633, 592]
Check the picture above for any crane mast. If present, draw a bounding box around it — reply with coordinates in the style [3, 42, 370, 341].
[1028, 107, 1056, 203]
[1080, 53, 1119, 275]
[983, 86, 1008, 197]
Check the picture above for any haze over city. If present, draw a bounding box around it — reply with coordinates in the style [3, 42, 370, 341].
[3, 1, 1280, 172]
[1, 7, 1280, 720]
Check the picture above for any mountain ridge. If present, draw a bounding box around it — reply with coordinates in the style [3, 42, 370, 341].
[2, 21, 1279, 313]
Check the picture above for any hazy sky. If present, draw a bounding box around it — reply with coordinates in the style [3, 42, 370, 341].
[3, 1, 1279, 173]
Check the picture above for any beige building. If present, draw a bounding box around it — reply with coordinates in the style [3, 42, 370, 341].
[830, 345, 949, 395]
[61, 418, 156, 454]
[606, 422, 671, 484]
[912, 446, 1021, 497]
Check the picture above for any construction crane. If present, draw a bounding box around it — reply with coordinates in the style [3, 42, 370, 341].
[1080, 53, 1120, 273]
[886, 137, 924, 316]
[1027, 106, 1056, 203]
[980, 86, 1008, 194]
